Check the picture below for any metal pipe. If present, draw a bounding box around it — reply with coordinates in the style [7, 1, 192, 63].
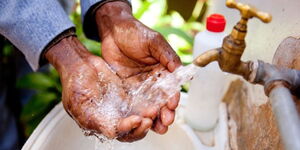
[250, 60, 300, 96]
[269, 86, 300, 150]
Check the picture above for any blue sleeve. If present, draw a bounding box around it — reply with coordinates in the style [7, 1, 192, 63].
[80, 0, 131, 41]
[0, 0, 74, 71]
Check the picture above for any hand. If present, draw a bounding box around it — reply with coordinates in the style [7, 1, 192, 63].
[45, 36, 158, 142]
[95, 1, 182, 134]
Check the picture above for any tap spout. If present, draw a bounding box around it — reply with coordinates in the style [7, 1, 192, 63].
[193, 48, 220, 67]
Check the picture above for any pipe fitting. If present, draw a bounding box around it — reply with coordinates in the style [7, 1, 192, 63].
[250, 60, 300, 97]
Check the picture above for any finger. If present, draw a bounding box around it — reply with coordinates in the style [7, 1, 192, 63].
[149, 33, 182, 72]
[117, 115, 142, 133]
[152, 118, 168, 134]
[139, 105, 160, 120]
[117, 118, 152, 142]
[167, 92, 180, 110]
[132, 118, 152, 138]
[160, 107, 175, 126]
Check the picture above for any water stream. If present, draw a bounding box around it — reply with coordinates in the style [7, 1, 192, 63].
[87, 64, 200, 150]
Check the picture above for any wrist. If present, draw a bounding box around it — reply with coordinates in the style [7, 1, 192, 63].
[95, 1, 133, 38]
[45, 36, 91, 74]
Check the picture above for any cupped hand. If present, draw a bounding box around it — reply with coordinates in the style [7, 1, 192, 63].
[45, 36, 159, 142]
[95, 1, 182, 134]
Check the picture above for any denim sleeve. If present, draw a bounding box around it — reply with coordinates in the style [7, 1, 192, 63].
[81, 0, 131, 41]
[0, 0, 74, 71]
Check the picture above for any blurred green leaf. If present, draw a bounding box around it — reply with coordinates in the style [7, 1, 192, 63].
[49, 66, 59, 78]
[181, 82, 190, 92]
[23, 113, 46, 137]
[3, 44, 13, 56]
[16, 73, 56, 90]
[48, 67, 62, 93]
[177, 52, 193, 65]
[154, 15, 173, 27]
[82, 40, 101, 56]
[154, 26, 193, 45]
[134, 0, 152, 19]
[21, 92, 58, 122]
[182, 22, 204, 33]
[178, 48, 192, 55]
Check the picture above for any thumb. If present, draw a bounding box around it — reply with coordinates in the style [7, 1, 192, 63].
[149, 33, 182, 72]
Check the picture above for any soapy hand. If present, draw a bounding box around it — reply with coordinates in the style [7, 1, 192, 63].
[95, 1, 182, 135]
[45, 36, 159, 141]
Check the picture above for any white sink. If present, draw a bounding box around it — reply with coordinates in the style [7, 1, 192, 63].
[22, 93, 228, 150]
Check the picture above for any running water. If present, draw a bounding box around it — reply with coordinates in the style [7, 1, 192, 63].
[84, 64, 200, 150]
[128, 64, 199, 109]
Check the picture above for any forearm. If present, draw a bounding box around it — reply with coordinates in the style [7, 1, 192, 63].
[0, 0, 74, 70]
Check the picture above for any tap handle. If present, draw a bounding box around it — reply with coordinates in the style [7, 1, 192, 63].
[226, 0, 272, 23]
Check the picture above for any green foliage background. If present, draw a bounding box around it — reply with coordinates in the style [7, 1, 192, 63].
[16, 0, 208, 137]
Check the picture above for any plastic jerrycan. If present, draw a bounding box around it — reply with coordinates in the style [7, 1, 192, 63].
[184, 14, 227, 131]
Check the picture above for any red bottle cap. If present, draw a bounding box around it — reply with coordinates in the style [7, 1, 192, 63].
[206, 14, 226, 32]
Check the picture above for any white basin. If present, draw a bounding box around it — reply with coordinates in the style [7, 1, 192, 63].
[22, 99, 200, 149]
[22, 93, 228, 150]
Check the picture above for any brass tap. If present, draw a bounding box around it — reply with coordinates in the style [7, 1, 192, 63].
[193, 0, 272, 80]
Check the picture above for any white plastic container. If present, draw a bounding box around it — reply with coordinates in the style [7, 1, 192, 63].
[184, 14, 227, 131]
